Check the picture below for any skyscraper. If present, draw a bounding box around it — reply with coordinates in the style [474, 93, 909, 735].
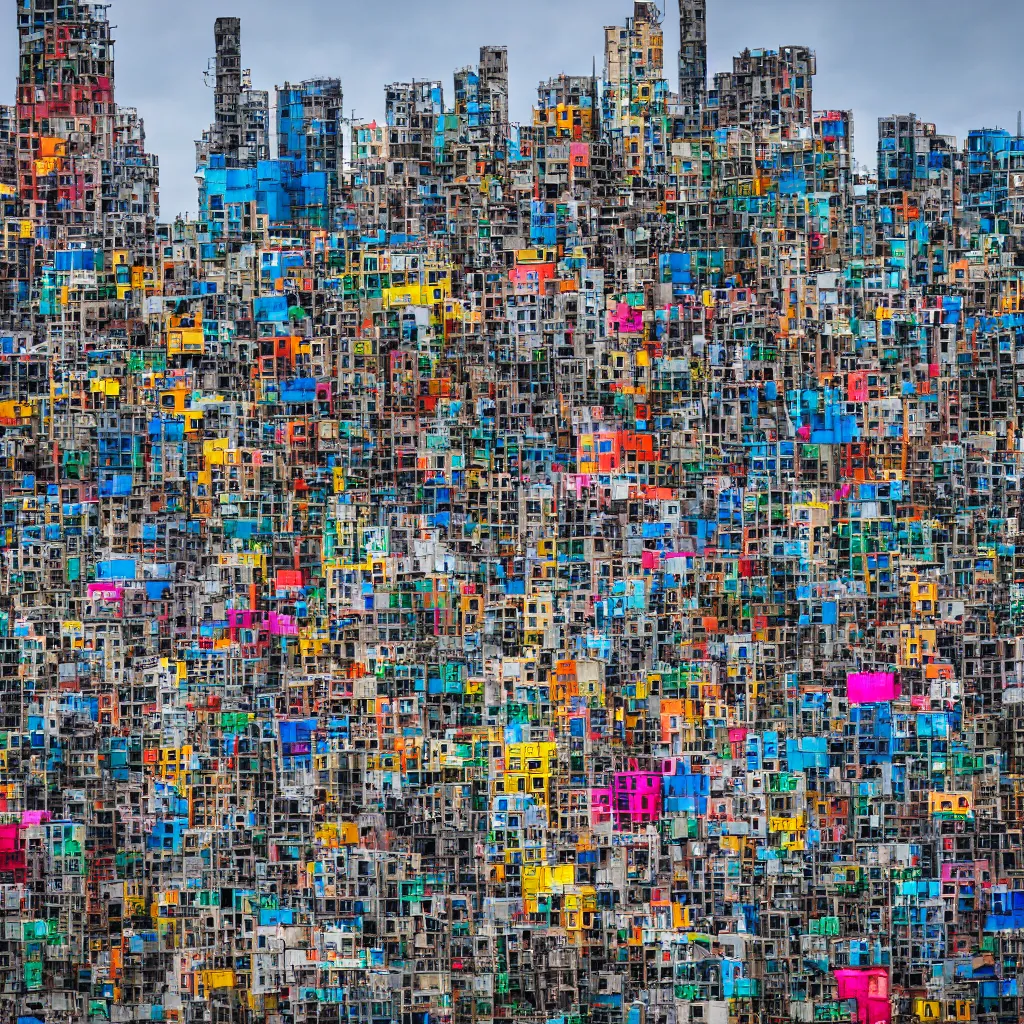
[678, 0, 707, 135]
[16, 0, 116, 236]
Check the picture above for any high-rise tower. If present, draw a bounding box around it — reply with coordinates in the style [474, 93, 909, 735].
[479, 46, 509, 133]
[197, 17, 268, 172]
[678, 0, 707, 135]
[213, 17, 242, 162]
[16, 0, 116, 232]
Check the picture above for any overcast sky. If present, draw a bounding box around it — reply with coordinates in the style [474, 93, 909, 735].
[3, 0, 1023, 217]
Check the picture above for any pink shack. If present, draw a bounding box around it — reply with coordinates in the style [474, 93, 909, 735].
[836, 968, 890, 1024]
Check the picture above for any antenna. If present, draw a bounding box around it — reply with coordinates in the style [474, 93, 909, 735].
[1018, 110, 1021, 137]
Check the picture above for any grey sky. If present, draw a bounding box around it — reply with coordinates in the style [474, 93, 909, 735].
[3, 0, 1023, 217]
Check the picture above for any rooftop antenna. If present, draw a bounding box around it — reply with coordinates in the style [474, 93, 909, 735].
[1018, 110, 1022, 137]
